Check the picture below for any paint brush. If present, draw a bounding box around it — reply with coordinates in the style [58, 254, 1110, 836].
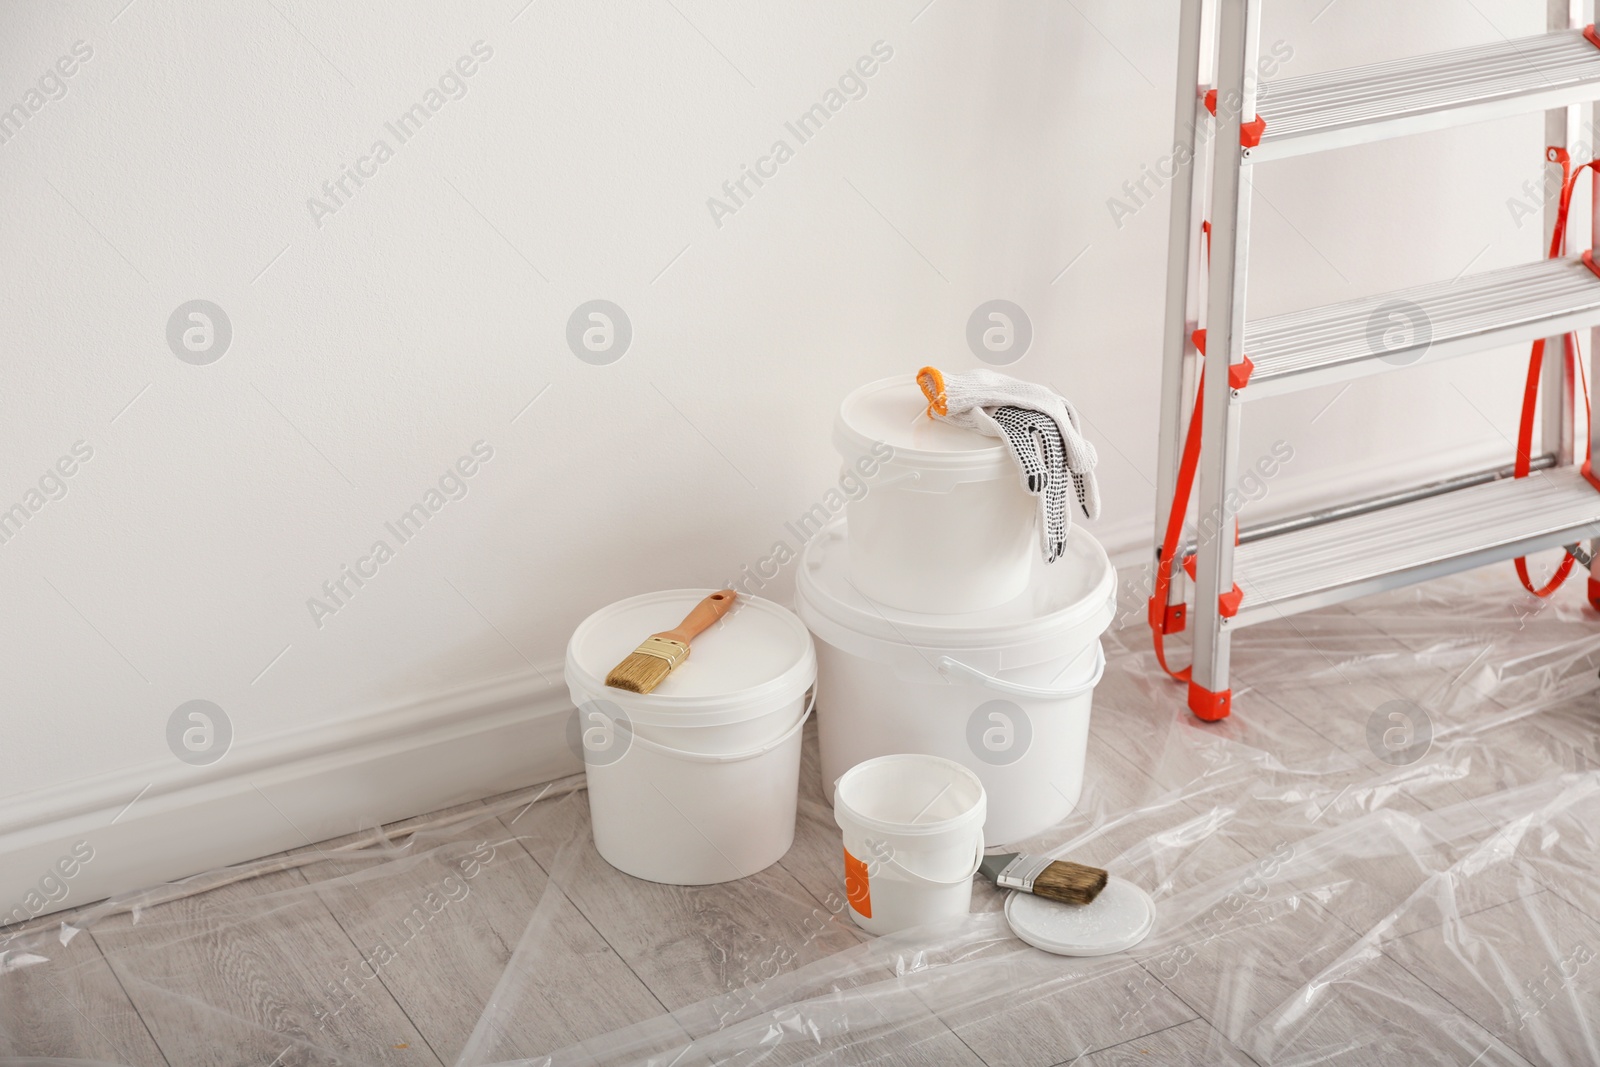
[979, 853, 1107, 906]
[604, 590, 737, 694]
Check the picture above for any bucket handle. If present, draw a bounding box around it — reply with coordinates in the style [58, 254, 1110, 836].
[871, 469, 922, 490]
[621, 689, 815, 765]
[935, 642, 1106, 700]
[875, 836, 985, 888]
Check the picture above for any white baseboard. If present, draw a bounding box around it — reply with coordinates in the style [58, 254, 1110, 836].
[0, 666, 577, 929]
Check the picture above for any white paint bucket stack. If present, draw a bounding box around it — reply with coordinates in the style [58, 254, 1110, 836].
[565, 591, 815, 886]
[807, 375, 1117, 933]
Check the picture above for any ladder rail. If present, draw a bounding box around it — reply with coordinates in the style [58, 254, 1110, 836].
[1190, 0, 1260, 716]
[1153, 0, 1210, 627]
[1542, 0, 1585, 468]
[1590, 15, 1600, 577]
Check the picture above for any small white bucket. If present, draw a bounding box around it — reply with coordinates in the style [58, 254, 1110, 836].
[796, 521, 1115, 844]
[835, 376, 1035, 614]
[566, 590, 816, 886]
[833, 754, 986, 936]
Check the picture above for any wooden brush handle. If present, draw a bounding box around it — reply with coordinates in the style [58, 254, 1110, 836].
[657, 590, 737, 643]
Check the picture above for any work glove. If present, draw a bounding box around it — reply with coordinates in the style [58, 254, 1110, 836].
[917, 366, 1101, 564]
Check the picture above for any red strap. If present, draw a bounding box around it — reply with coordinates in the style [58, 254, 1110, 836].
[1151, 223, 1218, 681]
[1514, 335, 1578, 596]
[1513, 150, 1600, 596]
[1150, 364, 1205, 682]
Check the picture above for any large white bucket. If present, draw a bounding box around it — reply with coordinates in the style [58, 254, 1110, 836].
[796, 521, 1115, 844]
[833, 754, 986, 936]
[566, 590, 816, 885]
[835, 376, 1035, 614]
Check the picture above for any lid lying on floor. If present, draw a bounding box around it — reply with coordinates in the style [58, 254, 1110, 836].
[833, 376, 1011, 484]
[565, 590, 815, 726]
[1004, 876, 1156, 957]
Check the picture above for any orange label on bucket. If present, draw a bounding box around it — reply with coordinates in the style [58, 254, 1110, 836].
[844, 847, 872, 918]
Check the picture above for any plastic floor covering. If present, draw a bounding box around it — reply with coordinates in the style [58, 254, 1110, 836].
[4, 562, 1600, 1066]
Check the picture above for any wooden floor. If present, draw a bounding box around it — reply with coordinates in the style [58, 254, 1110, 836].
[4, 568, 1600, 1066]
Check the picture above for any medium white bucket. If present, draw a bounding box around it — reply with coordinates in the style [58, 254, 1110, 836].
[835, 376, 1035, 614]
[796, 521, 1115, 844]
[833, 754, 986, 936]
[566, 590, 816, 885]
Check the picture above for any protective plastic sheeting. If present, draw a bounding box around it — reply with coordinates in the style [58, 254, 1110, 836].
[4, 563, 1599, 1066]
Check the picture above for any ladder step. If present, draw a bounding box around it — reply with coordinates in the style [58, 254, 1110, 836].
[1241, 256, 1600, 399]
[1250, 29, 1600, 162]
[1231, 467, 1600, 626]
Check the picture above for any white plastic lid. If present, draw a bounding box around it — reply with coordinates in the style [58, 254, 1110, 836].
[794, 521, 1116, 663]
[565, 590, 816, 727]
[833, 376, 1012, 484]
[1004, 877, 1156, 957]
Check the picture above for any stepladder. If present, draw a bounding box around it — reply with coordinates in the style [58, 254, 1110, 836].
[1152, 0, 1600, 721]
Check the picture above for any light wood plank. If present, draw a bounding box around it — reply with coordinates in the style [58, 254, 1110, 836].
[302, 798, 667, 1061]
[1385, 891, 1600, 1066]
[90, 869, 443, 1067]
[1245, 951, 1533, 1066]
[939, 950, 1195, 1067]
[499, 778, 862, 1021]
[1137, 895, 1357, 1043]
[0, 926, 167, 1065]
[677, 1004, 985, 1066]
[1072, 1018, 1254, 1067]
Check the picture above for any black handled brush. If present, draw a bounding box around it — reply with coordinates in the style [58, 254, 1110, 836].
[979, 852, 1108, 906]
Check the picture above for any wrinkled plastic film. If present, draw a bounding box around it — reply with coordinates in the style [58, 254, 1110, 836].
[4, 564, 1600, 1065]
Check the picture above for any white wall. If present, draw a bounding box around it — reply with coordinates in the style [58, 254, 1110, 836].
[0, 0, 1566, 898]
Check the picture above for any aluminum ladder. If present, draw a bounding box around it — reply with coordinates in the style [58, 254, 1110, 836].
[1156, 0, 1600, 721]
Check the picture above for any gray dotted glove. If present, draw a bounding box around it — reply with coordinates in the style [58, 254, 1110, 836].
[917, 367, 1101, 563]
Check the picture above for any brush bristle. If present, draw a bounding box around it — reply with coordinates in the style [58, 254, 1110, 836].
[1033, 860, 1109, 906]
[604, 651, 675, 694]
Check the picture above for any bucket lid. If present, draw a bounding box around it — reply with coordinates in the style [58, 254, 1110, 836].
[565, 590, 815, 727]
[794, 521, 1115, 656]
[833, 376, 1011, 481]
[1004, 877, 1156, 956]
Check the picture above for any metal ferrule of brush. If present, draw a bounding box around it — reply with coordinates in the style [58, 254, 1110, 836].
[993, 854, 1056, 893]
[634, 635, 690, 668]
